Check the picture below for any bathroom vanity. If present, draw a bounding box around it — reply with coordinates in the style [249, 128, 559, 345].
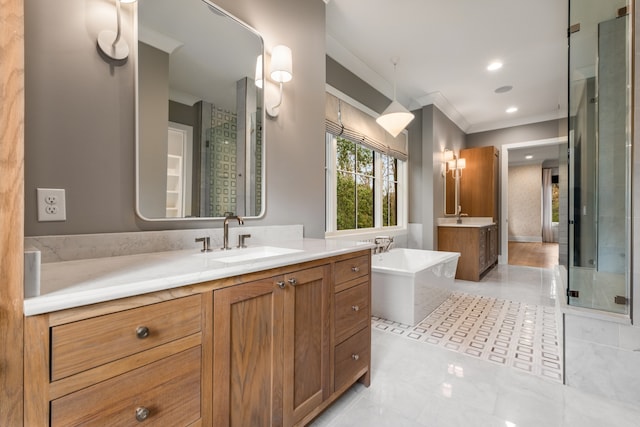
[23, 240, 372, 426]
[437, 218, 498, 281]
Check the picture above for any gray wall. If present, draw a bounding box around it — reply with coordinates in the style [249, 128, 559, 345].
[24, 0, 326, 237]
[467, 119, 567, 149]
[421, 106, 467, 249]
[138, 42, 169, 218]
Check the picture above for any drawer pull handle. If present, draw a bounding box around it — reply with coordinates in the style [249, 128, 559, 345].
[135, 406, 150, 422]
[351, 266, 360, 273]
[277, 281, 286, 289]
[351, 305, 360, 312]
[351, 354, 360, 361]
[136, 326, 150, 339]
[288, 278, 297, 286]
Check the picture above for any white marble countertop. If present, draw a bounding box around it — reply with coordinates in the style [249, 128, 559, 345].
[436, 217, 495, 228]
[24, 239, 373, 316]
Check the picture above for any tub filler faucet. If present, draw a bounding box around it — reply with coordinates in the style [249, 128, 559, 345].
[374, 236, 394, 254]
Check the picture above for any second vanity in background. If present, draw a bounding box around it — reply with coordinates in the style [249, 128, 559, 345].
[437, 218, 498, 281]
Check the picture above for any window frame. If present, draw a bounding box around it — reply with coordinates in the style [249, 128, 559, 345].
[325, 132, 408, 237]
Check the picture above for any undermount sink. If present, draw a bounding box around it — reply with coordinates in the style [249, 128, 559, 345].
[196, 246, 303, 264]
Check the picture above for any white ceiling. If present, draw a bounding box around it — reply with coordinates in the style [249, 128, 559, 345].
[325, 0, 569, 134]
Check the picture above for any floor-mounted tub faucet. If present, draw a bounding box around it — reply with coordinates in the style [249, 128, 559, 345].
[222, 215, 244, 250]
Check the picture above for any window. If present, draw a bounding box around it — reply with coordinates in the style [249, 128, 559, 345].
[326, 134, 406, 234]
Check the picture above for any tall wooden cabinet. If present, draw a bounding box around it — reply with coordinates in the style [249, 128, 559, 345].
[459, 146, 499, 221]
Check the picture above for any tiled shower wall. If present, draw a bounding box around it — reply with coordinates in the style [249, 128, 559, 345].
[208, 107, 238, 217]
[206, 106, 262, 217]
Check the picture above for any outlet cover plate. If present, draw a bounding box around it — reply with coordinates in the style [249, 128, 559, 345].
[37, 188, 66, 222]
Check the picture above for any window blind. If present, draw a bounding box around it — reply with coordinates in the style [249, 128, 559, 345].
[325, 92, 408, 161]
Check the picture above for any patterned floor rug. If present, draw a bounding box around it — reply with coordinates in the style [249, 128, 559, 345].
[372, 292, 563, 383]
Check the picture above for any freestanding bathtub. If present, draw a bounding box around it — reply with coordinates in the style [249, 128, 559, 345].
[371, 248, 460, 326]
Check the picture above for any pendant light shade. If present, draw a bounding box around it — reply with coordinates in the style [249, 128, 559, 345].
[376, 100, 415, 137]
[376, 59, 414, 137]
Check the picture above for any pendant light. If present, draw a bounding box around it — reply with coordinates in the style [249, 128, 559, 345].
[376, 58, 415, 137]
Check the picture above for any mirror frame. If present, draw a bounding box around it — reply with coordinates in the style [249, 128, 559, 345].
[134, 0, 267, 221]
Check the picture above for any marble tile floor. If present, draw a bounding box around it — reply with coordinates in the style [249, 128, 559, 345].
[310, 264, 640, 427]
[371, 292, 563, 383]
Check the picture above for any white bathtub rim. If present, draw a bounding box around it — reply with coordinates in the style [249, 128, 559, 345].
[371, 248, 460, 276]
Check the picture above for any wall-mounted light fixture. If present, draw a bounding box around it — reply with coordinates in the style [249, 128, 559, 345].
[376, 58, 415, 137]
[97, 0, 137, 62]
[442, 149, 454, 176]
[266, 45, 293, 118]
[447, 157, 466, 177]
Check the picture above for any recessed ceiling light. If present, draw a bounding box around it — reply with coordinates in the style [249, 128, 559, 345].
[495, 85, 513, 94]
[525, 155, 533, 160]
[506, 106, 518, 113]
[487, 61, 503, 71]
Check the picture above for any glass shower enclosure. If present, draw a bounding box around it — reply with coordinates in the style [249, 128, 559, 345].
[567, 0, 632, 314]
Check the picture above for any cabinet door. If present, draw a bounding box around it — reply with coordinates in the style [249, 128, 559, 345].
[283, 265, 330, 426]
[213, 277, 285, 427]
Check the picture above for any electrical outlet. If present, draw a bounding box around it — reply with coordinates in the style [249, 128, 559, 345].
[37, 188, 66, 222]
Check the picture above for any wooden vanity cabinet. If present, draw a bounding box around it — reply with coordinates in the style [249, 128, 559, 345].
[24, 249, 372, 427]
[24, 292, 210, 427]
[212, 264, 331, 427]
[212, 251, 372, 427]
[332, 254, 371, 391]
[438, 224, 498, 281]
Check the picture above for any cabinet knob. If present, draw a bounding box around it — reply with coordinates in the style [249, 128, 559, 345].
[288, 278, 297, 286]
[136, 326, 150, 339]
[351, 266, 360, 273]
[351, 354, 360, 361]
[135, 406, 150, 422]
[351, 305, 360, 312]
[277, 281, 286, 289]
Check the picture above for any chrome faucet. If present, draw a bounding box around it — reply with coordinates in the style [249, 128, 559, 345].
[456, 205, 468, 224]
[222, 215, 244, 250]
[373, 236, 394, 254]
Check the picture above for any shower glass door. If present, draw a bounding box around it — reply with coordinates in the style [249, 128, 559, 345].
[567, 0, 632, 314]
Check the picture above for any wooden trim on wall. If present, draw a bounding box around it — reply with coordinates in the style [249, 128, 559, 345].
[0, 0, 25, 425]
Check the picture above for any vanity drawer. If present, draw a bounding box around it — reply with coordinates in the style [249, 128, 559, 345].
[335, 282, 369, 344]
[334, 328, 370, 391]
[51, 295, 201, 380]
[51, 346, 201, 426]
[334, 254, 369, 288]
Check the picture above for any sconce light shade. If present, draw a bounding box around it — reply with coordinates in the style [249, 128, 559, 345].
[270, 45, 293, 83]
[447, 159, 457, 170]
[376, 100, 415, 138]
[266, 44, 293, 118]
[443, 149, 454, 162]
[97, 0, 137, 62]
[457, 158, 466, 169]
[255, 55, 263, 88]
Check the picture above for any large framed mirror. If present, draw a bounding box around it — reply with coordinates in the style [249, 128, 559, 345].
[136, 0, 265, 220]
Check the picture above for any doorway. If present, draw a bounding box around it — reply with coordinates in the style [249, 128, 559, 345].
[500, 137, 567, 268]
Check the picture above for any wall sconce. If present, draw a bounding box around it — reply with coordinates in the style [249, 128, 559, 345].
[376, 58, 415, 137]
[97, 0, 137, 62]
[447, 157, 466, 177]
[442, 149, 454, 176]
[266, 45, 293, 118]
